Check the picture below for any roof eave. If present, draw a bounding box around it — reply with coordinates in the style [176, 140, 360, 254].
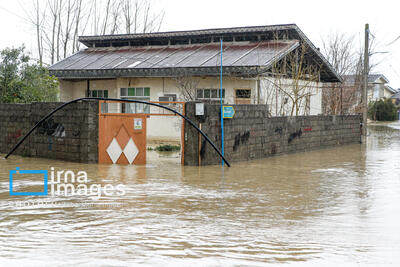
[49, 66, 267, 79]
[292, 25, 342, 83]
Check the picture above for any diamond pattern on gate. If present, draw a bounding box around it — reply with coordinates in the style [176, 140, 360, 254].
[106, 125, 139, 164]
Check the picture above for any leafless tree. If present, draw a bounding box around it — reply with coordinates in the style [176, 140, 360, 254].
[28, 0, 45, 65]
[72, 0, 83, 53]
[322, 32, 356, 76]
[119, 0, 164, 34]
[21, 0, 166, 65]
[320, 32, 359, 114]
[174, 76, 200, 101]
[263, 40, 321, 116]
[320, 31, 379, 115]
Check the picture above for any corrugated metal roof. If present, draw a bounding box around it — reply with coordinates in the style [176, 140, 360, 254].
[50, 40, 298, 72]
[50, 24, 342, 82]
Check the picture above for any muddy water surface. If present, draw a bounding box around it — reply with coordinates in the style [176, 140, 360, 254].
[0, 122, 400, 266]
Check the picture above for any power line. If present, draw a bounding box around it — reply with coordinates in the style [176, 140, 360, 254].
[367, 29, 376, 39]
[0, 4, 33, 25]
[386, 35, 400, 46]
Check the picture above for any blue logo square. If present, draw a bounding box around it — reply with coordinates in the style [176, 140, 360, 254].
[9, 167, 48, 196]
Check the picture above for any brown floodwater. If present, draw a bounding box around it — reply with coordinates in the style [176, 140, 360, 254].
[1, 122, 400, 266]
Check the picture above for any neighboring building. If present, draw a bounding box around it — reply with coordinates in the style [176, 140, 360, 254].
[324, 74, 397, 115]
[49, 24, 341, 140]
[342, 74, 395, 102]
[391, 90, 400, 106]
[384, 85, 397, 98]
[391, 90, 400, 120]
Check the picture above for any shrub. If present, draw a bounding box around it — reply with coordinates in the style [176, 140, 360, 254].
[368, 99, 398, 121]
[154, 144, 181, 152]
[0, 46, 58, 103]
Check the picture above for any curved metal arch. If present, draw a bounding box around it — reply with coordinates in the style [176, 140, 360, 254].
[4, 97, 231, 167]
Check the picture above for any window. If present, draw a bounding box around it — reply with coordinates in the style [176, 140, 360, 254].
[235, 89, 251, 104]
[159, 94, 177, 105]
[120, 87, 150, 113]
[235, 89, 251, 98]
[90, 90, 109, 112]
[89, 90, 108, 98]
[120, 87, 150, 97]
[196, 89, 225, 99]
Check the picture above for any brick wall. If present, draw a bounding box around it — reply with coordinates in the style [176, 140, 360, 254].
[0, 101, 98, 163]
[184, 103, 362, 166]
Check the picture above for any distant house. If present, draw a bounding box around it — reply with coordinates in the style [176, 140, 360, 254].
[384, 85, 397, 98]
[391, 90, 400, 106]
[342, 74, 395, 102]
[322, 74, 397, 115]
[49, 24, 340, 141]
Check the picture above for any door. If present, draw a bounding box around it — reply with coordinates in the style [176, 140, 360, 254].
[99, 114, 147, 164]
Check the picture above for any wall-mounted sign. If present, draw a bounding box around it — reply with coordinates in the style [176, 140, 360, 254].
[195, 103, 205, 116]
[222, 106, 235, 119]
[134, 118, 143, 130]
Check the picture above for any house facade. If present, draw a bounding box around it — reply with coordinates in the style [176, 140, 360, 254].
[367, 74, 396, 100]
[342, 74, 395, 103]
[391, 90, 400, 112]
[49, 24, 340, 141]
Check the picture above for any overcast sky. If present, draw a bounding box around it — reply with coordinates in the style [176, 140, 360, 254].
[1, 0, 400, 87]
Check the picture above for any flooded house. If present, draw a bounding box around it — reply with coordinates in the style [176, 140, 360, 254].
[49, 24, 341, 142]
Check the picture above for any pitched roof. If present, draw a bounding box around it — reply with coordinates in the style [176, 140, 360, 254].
[78, 24, 301, 46]
[50, 41, 299, 78]
[342, 74, 389, 84]
[385, 85, 396, 94]
[391, 91, 400, 99]
[50, 24, 341, 82]
[368, 74, 389, 83]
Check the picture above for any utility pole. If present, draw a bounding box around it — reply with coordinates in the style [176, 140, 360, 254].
[220, 38, 224, 166]
[362, 23, 369, 140]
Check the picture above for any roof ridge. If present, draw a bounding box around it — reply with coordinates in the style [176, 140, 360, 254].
[79, 24, 298, 40]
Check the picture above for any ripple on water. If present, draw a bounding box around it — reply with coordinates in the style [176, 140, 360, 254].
[0, 123, 400, 265]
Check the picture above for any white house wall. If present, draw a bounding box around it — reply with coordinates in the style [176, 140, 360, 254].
[59, 76, 323, 117]
[58, 76, 324, 141]
[383, 87, 394, 98]
[368, 77, 390, 102]
[259, 77, 322, 116]
[58, 76, 257, 142]
[59, 76, 256, 103]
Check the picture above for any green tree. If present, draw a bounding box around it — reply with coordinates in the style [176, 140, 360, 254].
[0, 46, 58, 103]
[368, 99, 398, 121]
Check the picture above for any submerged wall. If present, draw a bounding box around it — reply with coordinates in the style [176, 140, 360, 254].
[183, 103, 362, 166]
[0, 102, 98, 163]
